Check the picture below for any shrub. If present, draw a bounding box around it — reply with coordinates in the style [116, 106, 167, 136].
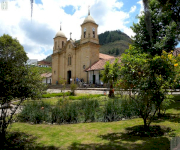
[42, 92, 71, 98]
[70, 84, 77, 96]
[103, 98, 122, 122]
[82, 99, 99, 122]
[18, 101, 52, 124]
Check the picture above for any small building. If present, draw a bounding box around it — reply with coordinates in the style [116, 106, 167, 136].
[38, 61, 52, 67]
[26, 59, 38, 66]
[41, 73, 52, 84]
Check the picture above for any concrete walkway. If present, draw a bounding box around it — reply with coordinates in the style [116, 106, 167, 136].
[47, 88, 180, 95]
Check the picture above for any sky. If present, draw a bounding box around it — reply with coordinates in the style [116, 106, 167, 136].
[0, 0, 179, 60]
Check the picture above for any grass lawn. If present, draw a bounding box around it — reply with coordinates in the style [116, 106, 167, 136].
[7, 95, 180, 150]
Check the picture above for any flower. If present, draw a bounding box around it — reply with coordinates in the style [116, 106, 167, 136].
[174, 63, 178, 67]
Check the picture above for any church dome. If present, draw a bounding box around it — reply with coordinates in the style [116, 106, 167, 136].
[55, 30, 66, 38]
[83, 15, 96, 24]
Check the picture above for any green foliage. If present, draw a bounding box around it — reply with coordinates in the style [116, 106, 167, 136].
[102, 58, 120, 97]
[119, 0, 180, 130]
[42, 92, 71, 98]
[98, 30, 132, 45]
[18, 101, 52, 123]
[18, 96, 141, 124]
[0, 34, 45, 145]
[32, 66, 52, 74]
[99, 40, 131, 57]
[103, 99, 122, 122]
[68, 94, 103, 100]
[70, 84, 77, 96]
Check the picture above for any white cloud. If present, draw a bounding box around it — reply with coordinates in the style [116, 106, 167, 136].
[137, 0, 143, 14]
[129, 6, 136, 13]
[0, 0, 136, 60]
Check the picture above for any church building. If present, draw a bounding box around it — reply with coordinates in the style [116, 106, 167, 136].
[52, 10, 115, 85]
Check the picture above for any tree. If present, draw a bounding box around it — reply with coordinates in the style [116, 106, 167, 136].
[119, 0, 180, 130]
[102, 58, 119, 97]
[115, 48, 120, 56]
[0, 34, 45, 147]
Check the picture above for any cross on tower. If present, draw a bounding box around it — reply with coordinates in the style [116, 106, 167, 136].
[60, 22, 62, 30]
[88, 5, 90, 15]
[70, 32, 72, 39]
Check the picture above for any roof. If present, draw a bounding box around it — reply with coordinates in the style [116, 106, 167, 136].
[41, 73, 52, 78]
[55, 30, 66, 38]
[99, 53, 115, 60]
[173, 48, 180, 57]
[38, 61, 52, 66]
[85, 53, 118, 72]
[83, 15, 96, 24]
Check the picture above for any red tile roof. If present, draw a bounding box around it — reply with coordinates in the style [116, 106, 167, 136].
[41, 73, 52, 78]
[85, 53, 119, 71]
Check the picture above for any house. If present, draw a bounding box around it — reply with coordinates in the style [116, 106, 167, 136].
[41, 73, 52, 84]
[26, 59, 38, 66]
[52, 8, 117, 85]
[38, 61, 52, 67]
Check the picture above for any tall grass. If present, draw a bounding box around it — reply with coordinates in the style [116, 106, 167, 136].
[18, 97, 139, 124]
[42, 92, 71, 98]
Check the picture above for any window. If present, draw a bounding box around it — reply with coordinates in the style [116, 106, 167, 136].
[68, 55, 71, 66]
[83, 65, 86, 69]
[92, 28, 95, 38]
[55, 42, 57, 49]
[62, 41, 64, 48]
[84, 28, 86, 38]
[54, 71, 56, 74]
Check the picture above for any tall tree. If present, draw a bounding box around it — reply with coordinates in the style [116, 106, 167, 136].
[0, 34, 45, 147]
[119, 0, 180, 130]
[102, 58, 119, 97]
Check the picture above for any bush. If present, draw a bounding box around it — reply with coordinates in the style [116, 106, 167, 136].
[18, 97, 139, 124]
[70, 84, 77, 96]
[18, 101, 52, 124]
[121, 98, 139, 118]
[103, 99, 122, 122]
[52, 101, 79, 124]
[69, 94, 103, 100]
[81, 99, 99, 122]
[42, 92, 71, 98]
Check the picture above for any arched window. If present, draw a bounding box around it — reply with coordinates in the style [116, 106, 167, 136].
[55, 42, 57, 49]
[68, 55, 72, 66]
[62, 41, 64, 48]
[92, 28, 95, 38]
[84, 28, 86, 38]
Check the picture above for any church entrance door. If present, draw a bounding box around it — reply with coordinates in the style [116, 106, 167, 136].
[67, 70, 71, 84]
[93, 75, 96, 84]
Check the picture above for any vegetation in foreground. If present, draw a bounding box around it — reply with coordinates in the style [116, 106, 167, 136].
[5, 96, 180, 150]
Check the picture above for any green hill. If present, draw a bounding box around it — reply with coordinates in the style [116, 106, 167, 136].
[99, 30, 132, 56]
[42, 30, 132, 62]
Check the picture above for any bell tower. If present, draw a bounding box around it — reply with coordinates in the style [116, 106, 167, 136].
[53, 24, 67, 54]
[80, 7, 99, 44]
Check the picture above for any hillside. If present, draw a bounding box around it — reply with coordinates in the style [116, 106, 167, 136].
[42, 30, 132, 62]
[99, 30, 132, 56]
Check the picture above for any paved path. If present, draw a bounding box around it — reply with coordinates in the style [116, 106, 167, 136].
[0, 104, 23, 117]
[47, 88, 180, 95]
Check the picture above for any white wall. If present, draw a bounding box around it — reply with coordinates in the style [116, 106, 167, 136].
[88, 70, 101, 84]
[42, 77, 52, 84]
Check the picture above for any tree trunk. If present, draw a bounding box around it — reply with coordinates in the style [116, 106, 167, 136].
[0, 126, 6, 148]
[143, 117, 149, 131]
[108, 81, 114, 97]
